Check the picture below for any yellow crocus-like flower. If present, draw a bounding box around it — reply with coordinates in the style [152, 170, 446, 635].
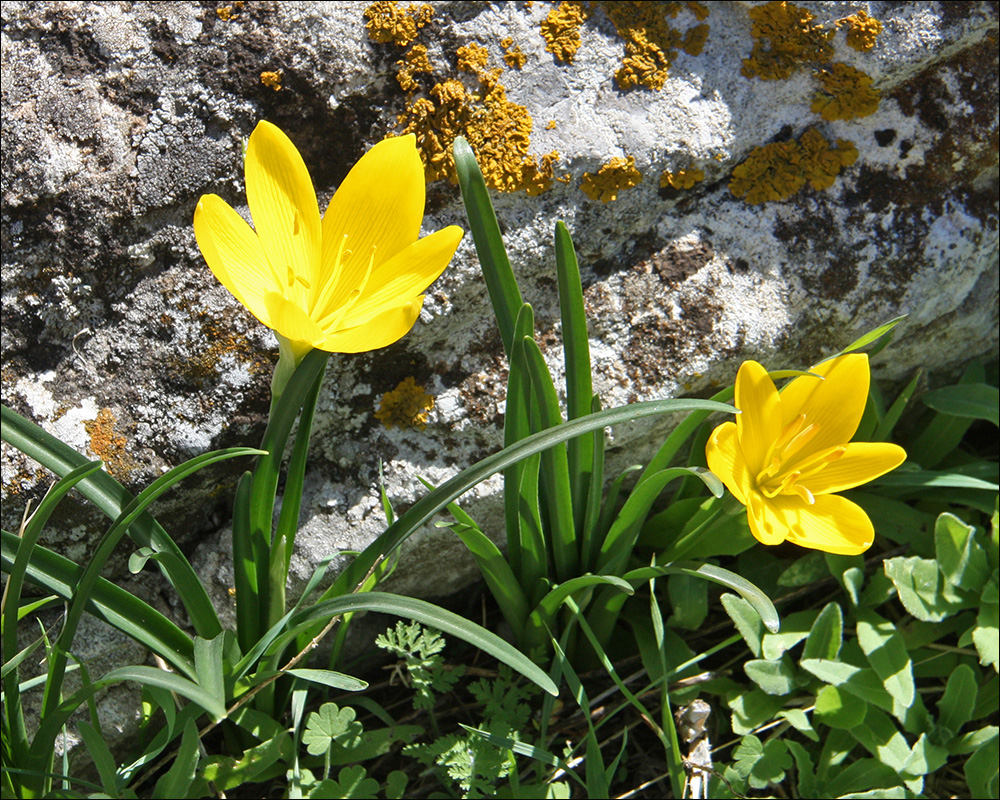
[706, 354, 906, 555]
[194, 121, 463, 357]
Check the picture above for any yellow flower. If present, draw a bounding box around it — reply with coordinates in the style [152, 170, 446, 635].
[194, 121, 463, 356]
[706, 354, 906, 555]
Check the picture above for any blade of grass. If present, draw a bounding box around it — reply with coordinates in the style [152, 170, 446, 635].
[504, 303, 537, 581]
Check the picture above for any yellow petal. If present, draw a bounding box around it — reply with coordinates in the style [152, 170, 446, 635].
[746, 491, 789, 545]
[336, 226, 464, 328]
[773, 493, 875, 555]
[780, 354, 869, 462]
[705, 421, 751, 504]
[735, 360, 782, 473]
[245, 121, 322, 295]
[263, 292, 329, 350]
[320, 134, 425, 294]
[803, 442, 907, 494]
[194, 194, 278, 327]
[317, 298, 425, 354]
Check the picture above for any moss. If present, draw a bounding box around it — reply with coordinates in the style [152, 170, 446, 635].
[259, 70, 282, 91]
[363, 1, 433, 47]
[811, 62, 880, 120]
[581, 156, 642, 202]
[84, 408, 137, 481]
[540, 1, 589, 63]
[729, 128, 857, 204]
[660, 167, 705, 190]
[375, 377, 435, 430]
[839, 9, 882, 52]
[741, 1, 835, 81]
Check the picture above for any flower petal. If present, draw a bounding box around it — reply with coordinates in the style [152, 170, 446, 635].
[774, 493, 875, 555]
[780, 354, 870, 462]
[194, 193, 278, 327]
[245, 121, 323, 296]
[263, 292, 329, 350]
[746, 491, 789, 545]
[320, 134, 425, 293]
[735, 360, 782, 474]
[336, 226, 464, 328]
[317, 298, 425, 354]
[706, 421, 751, 504]
[803, 442, 907, 494]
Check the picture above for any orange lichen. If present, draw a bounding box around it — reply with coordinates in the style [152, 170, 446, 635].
[598, 1, 711, 91]
[375, 377, 435, 430]
[685, 1, 710, 22]
[501, 36, 528, 69]
[660, 167, 705, 189]
[581, 156, 642, 202]
[396, 44, 434, 92]
[216, 1, 244, 22]
[729, 128, 857, 204]
[456, 42, 491, 74]
[741, 1, 835, 81]
[839, 9, 882, 52]
[545, 120, 557, 130]
[364, 1, 433, 47]
[84, 408, 137, 480]
[540, 1, 589, 63]
[811, 62, 880, 120]
[260, 70, 282, 91]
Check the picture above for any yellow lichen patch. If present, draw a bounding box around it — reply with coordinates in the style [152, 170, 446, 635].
[660, 167, 705, 189]
[839, 9, 882, 52]
[501, 36, 528, 69]
[397, 79, 470, 183]
[396, 44, 434, 92]
[364, 1, 433, 47]
[728, 128, 857, 204]
[84, 408, 136, 480]
[811, 62, 880, 120]
[375, 377, 435, 430]
[540, 1, 589, 63]
[581, 156, 642, 202]
[598, 1, 710, 91]
[216, 1, 244, 22]
[260, 70, 282, 91]
[545, 120, 557, 130]
[686, 1, 710, 22]
[741, 1, 835, 81]
[456, 42, 491, 74]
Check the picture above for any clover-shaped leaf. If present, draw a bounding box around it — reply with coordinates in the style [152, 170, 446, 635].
[302, 703, 363, 756]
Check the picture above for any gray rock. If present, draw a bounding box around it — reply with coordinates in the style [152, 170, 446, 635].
[2, 0, 997, 766]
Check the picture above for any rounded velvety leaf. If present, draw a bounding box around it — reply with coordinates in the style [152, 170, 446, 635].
[337, 226, 464, 329]
[320, 134, 425, 296]
[194, 194, 277, 327]
[317, 298, 425, 354]
[245, 121, 323, 296]
[779, 354, 870, 461]
[735, 361, 782, 474]
[765, 493, 874, 555]
[706, 421, 751, 504]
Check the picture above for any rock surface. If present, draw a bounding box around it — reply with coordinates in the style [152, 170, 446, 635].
[2, 0, 998, 725]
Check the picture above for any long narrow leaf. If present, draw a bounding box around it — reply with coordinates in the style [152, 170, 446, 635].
[326, 397, 735, 600]
[1, 404, 222, 639]
[453, 136, 523, 356]
[555, 221, 594, 535]
[231, 471, 258, 655]
[504, 303, 537, 579]
[581, 394, 606, 571]
[522, 336, 578, 580]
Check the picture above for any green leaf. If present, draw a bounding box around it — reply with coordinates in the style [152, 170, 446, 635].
[823, 758, 903, 798]
[666, 572, 708, 630]
[856, 610, 916, 712]
[786, 740, 817, 797]
[152, 719, 201, 800]
[728, 689, 786, 735]
[802, 602, 843, 662]
[922, 383, 999, 426]
[778, 708, 818, 741]
[197, 732, 292, 794]
[453, 136, 523, 357]
[973, 589, 999, 671]
[800, 658, 893, 713]
[874, 369, 922, 441]
[936, 512, 990, 592]
[76, 720, 121, 798]
[883, 556, 969, 622]
[849, 707, 912, 774]
[937, 664, 978, 736]
[815, 684, 867, 729]
[1, 403, 223, 640]
[286, 669, 368, 692]
[732, 734, 791, 789]
[832, 315, 907, 358]
[776, 551, 828, 587]
[721, 593, 764, 657]
[900, 732, 948, 777]
[744, 655, 798, 696]
[964, 732, 999, 798]
[303, 703, 363, 756]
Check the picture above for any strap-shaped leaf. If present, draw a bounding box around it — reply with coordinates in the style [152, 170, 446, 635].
[1, 404, 222, 639]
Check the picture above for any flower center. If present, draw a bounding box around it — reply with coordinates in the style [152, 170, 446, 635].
[754, 414, 845, 504]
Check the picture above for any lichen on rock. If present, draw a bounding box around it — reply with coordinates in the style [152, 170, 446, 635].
[660, 168, 705, 190]
[839, 9, 882, 52]
[540, 1, 588, 63]
[811, 62, 880, 120]
[741, 0, 835, 80]
[375, 377, 435, 430]
[581, 156, 642, 202]
[363, 0, 433, 47]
